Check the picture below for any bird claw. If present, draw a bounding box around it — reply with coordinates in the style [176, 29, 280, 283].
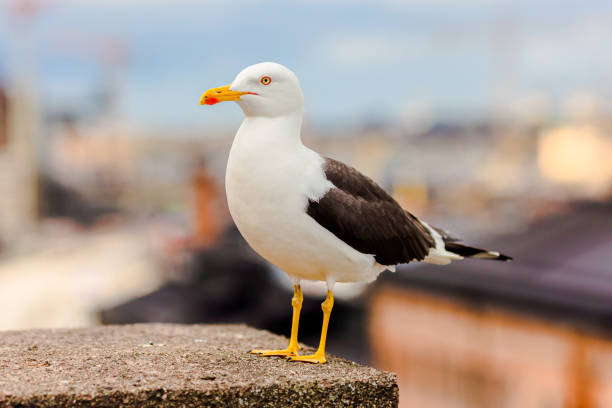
[250, 348, 298, 357]
[286, 353, 326, 364]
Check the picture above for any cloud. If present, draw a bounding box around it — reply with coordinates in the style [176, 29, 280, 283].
[320, 33, 426, 67]
[521, 13, 612, 74]
[299, 0, 503, 5]
[76, 0, 195, 3]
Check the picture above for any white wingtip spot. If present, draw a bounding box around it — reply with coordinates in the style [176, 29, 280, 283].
[472, 251, 500, 259]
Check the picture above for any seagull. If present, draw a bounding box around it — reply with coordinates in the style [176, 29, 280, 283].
[200, 62, 511, 364]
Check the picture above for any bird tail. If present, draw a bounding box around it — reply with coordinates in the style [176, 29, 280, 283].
[444, 242, 512, 262]
[418, 221, 512, 264]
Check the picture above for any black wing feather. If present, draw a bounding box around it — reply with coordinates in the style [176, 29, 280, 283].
[306, 158, 434, 265]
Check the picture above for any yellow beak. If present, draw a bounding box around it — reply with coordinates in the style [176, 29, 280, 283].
[200, 85, 255, 106]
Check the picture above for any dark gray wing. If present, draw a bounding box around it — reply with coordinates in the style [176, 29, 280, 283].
[306, 158, 434, 265]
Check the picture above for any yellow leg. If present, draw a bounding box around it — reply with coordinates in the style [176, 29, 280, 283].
[288, 289, 334, 364]
[251, 285, 303, 357]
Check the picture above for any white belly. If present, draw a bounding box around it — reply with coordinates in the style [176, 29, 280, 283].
[225, 121, 385, 283]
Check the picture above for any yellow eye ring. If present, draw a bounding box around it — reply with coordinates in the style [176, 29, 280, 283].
[260, 76, 271, 85]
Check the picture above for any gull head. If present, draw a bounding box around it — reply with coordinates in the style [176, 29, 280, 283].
[200, 62, 304, 118]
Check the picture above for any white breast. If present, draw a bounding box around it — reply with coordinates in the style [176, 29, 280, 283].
[225, 116, 385, 283]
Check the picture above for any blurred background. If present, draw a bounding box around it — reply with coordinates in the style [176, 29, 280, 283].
[0, 0, 611, 406]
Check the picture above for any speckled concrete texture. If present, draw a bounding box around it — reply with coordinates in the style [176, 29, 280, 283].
[0, 324, 398, 407]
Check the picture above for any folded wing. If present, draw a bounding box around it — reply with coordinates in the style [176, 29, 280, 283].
[306, 158, 435, 266]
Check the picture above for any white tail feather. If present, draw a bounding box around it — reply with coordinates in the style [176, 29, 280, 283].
[420, 221, 463, 265]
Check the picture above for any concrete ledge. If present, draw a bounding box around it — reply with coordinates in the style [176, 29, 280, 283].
[0, 324, 398, 407]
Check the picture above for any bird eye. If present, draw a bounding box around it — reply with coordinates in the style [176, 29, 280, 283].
[260, 76, 271, 85]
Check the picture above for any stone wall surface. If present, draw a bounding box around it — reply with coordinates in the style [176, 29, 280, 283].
[0, 323, 398, 407]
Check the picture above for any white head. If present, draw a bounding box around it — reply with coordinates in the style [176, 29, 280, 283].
[200, 62, 304, 118]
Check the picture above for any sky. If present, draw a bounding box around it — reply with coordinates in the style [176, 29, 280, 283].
[0, 0, 611, 129]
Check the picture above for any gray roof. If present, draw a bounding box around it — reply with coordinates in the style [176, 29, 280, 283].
[378, 201, 612, 334]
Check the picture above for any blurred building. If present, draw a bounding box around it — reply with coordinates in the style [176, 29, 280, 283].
[0, 85, 7, 148]
[0, 82, 39, 249]
[370, 201, 612, 408]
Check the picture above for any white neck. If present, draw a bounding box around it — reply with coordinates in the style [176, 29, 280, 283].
[234, 112, 304, 152]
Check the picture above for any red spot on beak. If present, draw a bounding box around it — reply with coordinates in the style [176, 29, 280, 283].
[204, 97, 219, 105]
